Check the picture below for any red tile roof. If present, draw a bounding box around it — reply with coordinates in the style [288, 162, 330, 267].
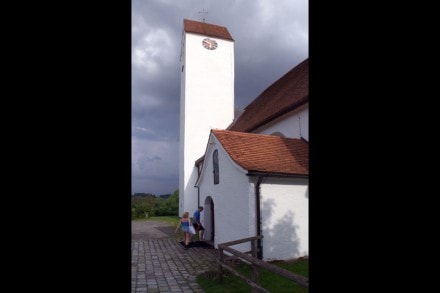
[228, 58, 308, 132]
[212, 130, 308, 176]
[184, 19, 234, 41]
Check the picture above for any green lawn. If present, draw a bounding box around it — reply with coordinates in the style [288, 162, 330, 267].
[132, 216, 180, 226]
[148, 216, 180, 226]
[197, 258, 308, 292]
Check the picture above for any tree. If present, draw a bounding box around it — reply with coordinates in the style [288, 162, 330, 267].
[131, 190, 179, 218]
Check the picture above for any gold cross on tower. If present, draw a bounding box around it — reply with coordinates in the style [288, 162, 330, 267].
[198, 9, 208, 22]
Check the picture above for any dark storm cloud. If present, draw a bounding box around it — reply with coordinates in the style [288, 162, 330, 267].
[132, 0, 308, 195]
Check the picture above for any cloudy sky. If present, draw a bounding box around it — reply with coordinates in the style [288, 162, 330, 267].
[132, 0, 308, 196]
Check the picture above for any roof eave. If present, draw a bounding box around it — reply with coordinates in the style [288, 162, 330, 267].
[244, 96, 309, 132]
[246, 171, 308, 179]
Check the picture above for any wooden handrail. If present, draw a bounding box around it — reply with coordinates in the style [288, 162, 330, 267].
[218, 235, 264, 247]
[217, 236, 309, 291]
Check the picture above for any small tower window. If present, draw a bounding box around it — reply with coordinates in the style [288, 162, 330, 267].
[213, 149, 219, 184]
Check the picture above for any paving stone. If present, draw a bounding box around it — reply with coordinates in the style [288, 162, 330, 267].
[132, 221, 219, 292]
[132, 238, 218, 292]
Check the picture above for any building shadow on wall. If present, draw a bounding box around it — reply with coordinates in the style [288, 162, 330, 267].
[262, 198, 301, 259]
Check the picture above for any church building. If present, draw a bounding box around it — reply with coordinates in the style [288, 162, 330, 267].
[179, 19, 308, 261]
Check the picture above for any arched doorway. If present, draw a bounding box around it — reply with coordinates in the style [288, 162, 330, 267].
[204, 196, 215, 242]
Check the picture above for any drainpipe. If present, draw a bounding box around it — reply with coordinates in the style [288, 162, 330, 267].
[255, 175, 264, 260]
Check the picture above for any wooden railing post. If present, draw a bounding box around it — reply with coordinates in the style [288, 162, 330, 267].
[251, 239, 259, 293]
[218, 247, 224, 282]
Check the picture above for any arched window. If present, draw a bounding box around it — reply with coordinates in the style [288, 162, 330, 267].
[271, 131, 285, 138]
[213, 150, 219, 184]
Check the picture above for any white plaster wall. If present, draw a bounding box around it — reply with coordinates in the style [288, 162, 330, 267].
[179, 32, 235, 215]
[198, 134, 309, 260]
[255, 105, 308, 141]
[179, 46, 186, 215]
[260, 178, 309, 260]
[180, 168, 200, 216]
[197, 134, 252, 253]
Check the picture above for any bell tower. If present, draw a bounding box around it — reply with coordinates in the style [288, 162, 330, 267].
[179, 19, 235, 215]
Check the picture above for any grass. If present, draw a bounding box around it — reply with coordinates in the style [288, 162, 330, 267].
[149, 216, 205, 241]
[197, 258, 308, 293]
[132, 216, 202, 241]
[132, 216, 180, 226]
[149, 216, 180, 226]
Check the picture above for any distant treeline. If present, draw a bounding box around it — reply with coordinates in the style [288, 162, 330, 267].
[132, 193, 172, 199]
[131, 190, 179, 219]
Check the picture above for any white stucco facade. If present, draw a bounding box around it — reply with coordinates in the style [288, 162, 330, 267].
[196, 133, 309, 260]
[179, 31, 235, 216]
[255, 104, 308, 141]
[260, 178, 309, 260]
[178, 20, 308, 262]
[196, 134, 254, 253]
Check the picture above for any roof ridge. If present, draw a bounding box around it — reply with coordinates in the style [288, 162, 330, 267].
[183, 19, 234, 41]
[213, 129, 305, 141]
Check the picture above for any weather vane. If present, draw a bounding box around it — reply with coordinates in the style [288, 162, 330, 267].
[199, 9, 208, 22]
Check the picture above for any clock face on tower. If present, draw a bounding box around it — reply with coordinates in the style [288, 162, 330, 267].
[202, 38, 218, 50]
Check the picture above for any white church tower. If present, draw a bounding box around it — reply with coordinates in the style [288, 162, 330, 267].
[179, 19, 235, 216]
